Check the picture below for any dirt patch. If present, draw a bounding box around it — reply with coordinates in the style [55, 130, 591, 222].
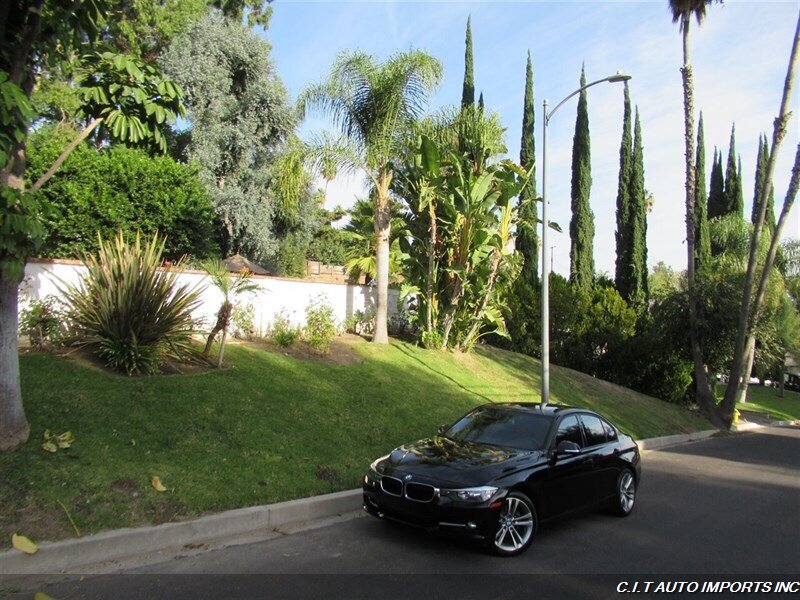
[58, 346, 218, 377]
[110, 477, 140, 496]
[231, 333, 365, 366]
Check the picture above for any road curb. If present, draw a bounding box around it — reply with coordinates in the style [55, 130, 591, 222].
[0, 489, 361, 575]
[0, 428, 725, 575]
[635, 429, 718, 451]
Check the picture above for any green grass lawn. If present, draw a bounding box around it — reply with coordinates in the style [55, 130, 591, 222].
[1, 339, 708, 547]
[737, 385, 800, 422]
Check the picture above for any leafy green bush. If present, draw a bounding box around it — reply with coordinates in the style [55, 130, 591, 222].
[344, 308, 374, 336]
[61, 231, 202, 375]
[18, 296, 70, 349]
[26, 124, 222, 260]
[232, 303, 256, 339]
[304, 296, 339, 353]
[270, 310, 301, 347]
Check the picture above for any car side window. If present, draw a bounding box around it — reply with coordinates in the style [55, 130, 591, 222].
[580, 415, 608, 447]
[602, 419, 618, 442]
[555, 416, 584, 448]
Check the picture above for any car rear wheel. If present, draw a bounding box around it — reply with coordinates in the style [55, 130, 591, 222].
[489, 491, 537, 556]
[611, 468, 636, 516]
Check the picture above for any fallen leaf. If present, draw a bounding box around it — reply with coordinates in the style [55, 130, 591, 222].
[151, 475, 167, 492]
[34, 593, 56, 600]
[42, 441, 57, 453]
[56, 431, 74, 449]
[12, 533, 38, 555]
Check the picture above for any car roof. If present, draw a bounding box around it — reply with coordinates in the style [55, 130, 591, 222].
[478, 402, 590, 418]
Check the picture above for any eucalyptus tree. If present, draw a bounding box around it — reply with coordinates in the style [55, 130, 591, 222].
[1, 0, 184, 451]
[669, 0, 721, 424]
[298, 50, 442, 344]
[162, 12, 309, 266]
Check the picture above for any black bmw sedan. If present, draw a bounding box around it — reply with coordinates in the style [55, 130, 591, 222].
[363, 403, 641, 556]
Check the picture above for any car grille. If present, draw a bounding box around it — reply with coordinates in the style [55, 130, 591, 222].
[404, 482, 436, 503]
[380, 476, 403, 496]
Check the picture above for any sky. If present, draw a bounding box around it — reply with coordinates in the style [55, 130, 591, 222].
[264, 0, 799, 277]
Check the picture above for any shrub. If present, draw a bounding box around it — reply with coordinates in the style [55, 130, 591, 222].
[232, 303, 256, 339]
[26, 124, 222, 260]
[344, 308, 375, 336]
[270, 310, 301, 347]
[18, 296, 70, 349]
[61, 231, 202, 375]
[304, 296, 339, 353]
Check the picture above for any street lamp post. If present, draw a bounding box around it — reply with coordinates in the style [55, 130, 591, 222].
[540, 72, 631, 408]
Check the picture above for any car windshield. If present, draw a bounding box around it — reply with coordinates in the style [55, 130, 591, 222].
[444, 408, 553, 451]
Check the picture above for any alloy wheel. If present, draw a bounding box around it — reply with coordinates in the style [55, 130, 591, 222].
[494, 495, 534, 553]
[620, 471, 635, 513]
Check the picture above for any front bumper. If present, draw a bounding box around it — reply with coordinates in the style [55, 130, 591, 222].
[362, 480, 502, 540]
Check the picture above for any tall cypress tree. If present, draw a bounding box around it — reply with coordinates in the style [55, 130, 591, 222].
[708, 148, 725, 220]
[614, 82, 633, 295]
[461, 16, 474, 108]
[627, 106, 648, 309]
[736, 155, 744, 217]
[517, 50, 538, 286]
[723, 124, 742, 217]
[751, 135, 765, 224]
[694, 112, 711, 268]
[759, 134, 777, 231]
[569, 65, 594, 291]
[478, 91, 484, 112]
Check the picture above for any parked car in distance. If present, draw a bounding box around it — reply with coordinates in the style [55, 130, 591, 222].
[363, 403, 641, 556]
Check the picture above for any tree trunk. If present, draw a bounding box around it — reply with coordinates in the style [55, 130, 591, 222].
[460, 250, 503, 350]
[721, 13, 800, 422]
[0, 268, 29, 451]
[736, 336, 756, 404]
[679, 17, 724, 428]
[425, 196, 436, 334]
[217, 328, 228, 368]
[372, 171, 392, 344]
[203, 301, 232, 359]
[778, 362, 785, 398]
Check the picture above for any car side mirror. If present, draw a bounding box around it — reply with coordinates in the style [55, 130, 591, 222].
[556, 440, 581, 456]
[437, 423, 450, 436]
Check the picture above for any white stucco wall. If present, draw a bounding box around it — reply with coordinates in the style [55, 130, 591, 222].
[19, 260, 398, 336]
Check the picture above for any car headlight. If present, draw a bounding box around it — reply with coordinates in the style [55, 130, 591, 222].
[440, 486, 499, 504]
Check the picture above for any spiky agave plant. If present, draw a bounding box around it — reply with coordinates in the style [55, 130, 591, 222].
[62, 231, 203, 375]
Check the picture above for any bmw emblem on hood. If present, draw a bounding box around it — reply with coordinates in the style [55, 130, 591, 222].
[404, 474, 412, 481]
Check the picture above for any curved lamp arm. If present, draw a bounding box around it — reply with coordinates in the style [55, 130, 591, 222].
[545, 73, 632, 123]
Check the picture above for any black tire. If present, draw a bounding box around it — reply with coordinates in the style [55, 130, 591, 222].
[611, 468, 636, 517]
[488, 491, 538, 556]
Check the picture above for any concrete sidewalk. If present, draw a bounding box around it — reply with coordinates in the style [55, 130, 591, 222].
[0, 428, 721, 575]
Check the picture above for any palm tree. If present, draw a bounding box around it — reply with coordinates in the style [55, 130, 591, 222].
[342, 197, 406, 284]
[201, 260, 259, 367]
[299, 50, 442, 344]
[669, 0, 723, 426]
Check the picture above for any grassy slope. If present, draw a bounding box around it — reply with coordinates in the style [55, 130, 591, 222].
[737, 385, 800, 421]
[1, 340, 708, 546]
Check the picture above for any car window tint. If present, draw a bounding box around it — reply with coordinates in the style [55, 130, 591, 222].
[555, 416, 583, 448]
[602, 420, 618, 441]
[581, 415, 607, 447]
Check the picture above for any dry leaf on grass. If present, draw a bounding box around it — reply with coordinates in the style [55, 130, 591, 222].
[151, 475, 167, 492]
[12, 533, 39, 555]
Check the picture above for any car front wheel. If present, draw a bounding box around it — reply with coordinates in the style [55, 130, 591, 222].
[489, 491, 537, 556]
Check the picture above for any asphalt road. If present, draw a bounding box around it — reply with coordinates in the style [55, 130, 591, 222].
[8, 427, 800, 599]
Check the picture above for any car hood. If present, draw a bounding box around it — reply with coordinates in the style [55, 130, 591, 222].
[377, 436, 541, 488]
